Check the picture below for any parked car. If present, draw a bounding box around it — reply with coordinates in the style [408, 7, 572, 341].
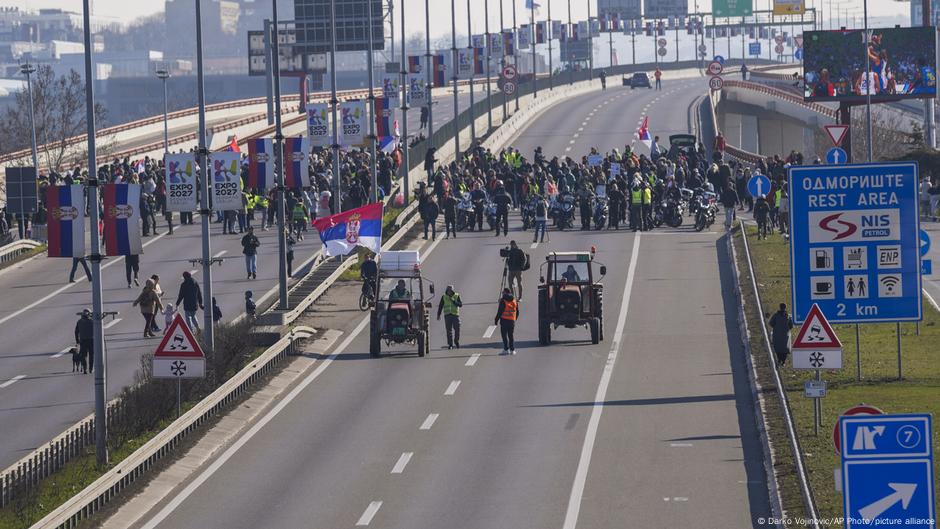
[625, 72, 652, 89]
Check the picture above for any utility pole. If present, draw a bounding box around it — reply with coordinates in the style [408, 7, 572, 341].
[548, 0, 554, 90]
[531, 0, 538, 97]
[468, 0, 477, 143]
[425, 0, 435, 180]
[484, 0, 494, 129]
[450, 0, 461, 159]
[82, 0, 108, 468]
[264, 19, 274, 126]
[156, 67, 170, 154]
[195, 0, 216, 349]
[512, 0, 520, 111]
[367, 0, 378, 202]
[567, 0, 573, 86]
[400, 0, 410, 197]
[329, 0, 342, 212]
[501, 0, 508, 117]
[20, 62, 39, 173]
[924, 0, 937, 148]
[586, 0, 593, 80]
[271, 0, 288, 309]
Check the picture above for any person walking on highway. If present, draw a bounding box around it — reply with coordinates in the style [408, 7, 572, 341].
[421, 194, 439, 241]
[437, 285, 463, 349]
[720, 182, 739, 230]
[492, 184, 512, 236]
[241, 227, 260, 280]
[69, 256, 92, 283]
[768, 303, 794, 367]
[599, 70, 607, 90]
[505, 240, 528, 301]
[442, 192, 458, 239]
[654, 67, 662, 90]
[175, 271, 204, 331]
[133, 279, 164, 339]
[74, 309, 94, 374]
[495, 288, 519, 356]
[533, 195, 548, 242]
[125, 254, 140, 288]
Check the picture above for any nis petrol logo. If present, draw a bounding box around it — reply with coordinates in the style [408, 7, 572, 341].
[809, 210, 899, 243]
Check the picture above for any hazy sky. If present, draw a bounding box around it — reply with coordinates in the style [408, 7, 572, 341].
[3, 0, 911, 37]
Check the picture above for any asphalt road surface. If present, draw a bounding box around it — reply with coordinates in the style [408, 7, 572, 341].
[129, 80, 772, 529]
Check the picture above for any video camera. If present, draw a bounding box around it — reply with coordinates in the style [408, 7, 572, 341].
[499, 247, 511, 258]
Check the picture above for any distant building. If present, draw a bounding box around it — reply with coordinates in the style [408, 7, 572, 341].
[164, 0, 242, 61]
[911, 2, 940, 26]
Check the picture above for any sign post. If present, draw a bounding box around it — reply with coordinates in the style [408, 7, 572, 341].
[791, 303, 843, 435]
[153, 313, 206, 417]
[839, 414, 935, 528]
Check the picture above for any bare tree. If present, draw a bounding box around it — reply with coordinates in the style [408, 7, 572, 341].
[811, 107, 919, 163]
[1, 65, 107, 173]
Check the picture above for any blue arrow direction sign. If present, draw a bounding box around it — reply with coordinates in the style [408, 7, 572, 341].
[747, 174, 771, 198]
[713, 55, 725, 64]
[826, 147, 847, 165]
[921, 229, 931, 257]
[795, 48, 804, 61]
[840, 414, 935, 529]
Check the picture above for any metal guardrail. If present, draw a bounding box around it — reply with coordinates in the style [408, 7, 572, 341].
[29, 326, 316, 529]
[737, 223, 821, 529]
[722, 79, 838, 120]
[0, 239, 42, 264]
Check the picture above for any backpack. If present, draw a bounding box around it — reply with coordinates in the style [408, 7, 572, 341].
[522, 253, 531, 271]
[535, 202, 546, 217]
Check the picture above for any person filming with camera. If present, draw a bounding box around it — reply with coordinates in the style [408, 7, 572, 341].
[501, 240, 529, 302]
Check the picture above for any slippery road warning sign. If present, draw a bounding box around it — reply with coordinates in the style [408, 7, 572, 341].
[791, 303, 843, 370]
[153, 313, 205, 379]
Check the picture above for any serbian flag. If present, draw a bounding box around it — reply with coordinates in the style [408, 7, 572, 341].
[312, 202, 383, 257]
[102, 184, 143, 256]
[283, 136, 308, 189]
[247, 138, 275, 191]
[432, 54, 446, 87]
[227, 136, 241, 153]
[408, 55, 422, 74]
[636, 116, 652, 149]
[375, 96, 394, 138]
[46, 185, 85, 258]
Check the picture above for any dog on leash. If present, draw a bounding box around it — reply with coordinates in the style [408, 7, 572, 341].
[69, 347, 81, 373]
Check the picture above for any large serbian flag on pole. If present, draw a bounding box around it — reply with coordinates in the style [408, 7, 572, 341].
[282, 136, 308, 189]
[312, 202, 383, 257]
[102, 183, 143, 256]
[635, 115, 652, 149]
[46, 185, 85, 258]
[247, 138, 275, 191]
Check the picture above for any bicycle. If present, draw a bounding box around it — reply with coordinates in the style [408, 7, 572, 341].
[359, 278, 375, 311]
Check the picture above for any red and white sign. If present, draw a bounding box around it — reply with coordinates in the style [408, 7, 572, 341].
[502, 64, 517, 80]
[708, 76, 724, 91]
[824, 124, 849, 147]
[707, 61, 723, 76]
[153, 313, 205, 379]
[833, 405, 884, 453]
[791, 303, 843, 370]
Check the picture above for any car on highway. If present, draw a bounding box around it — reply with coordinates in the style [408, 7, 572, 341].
[667, 133, 698, 161]
[625, 72, 652, 89]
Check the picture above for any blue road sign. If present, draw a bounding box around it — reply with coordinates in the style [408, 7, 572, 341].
[749, 42, 762, 56]
[713, 55, 725, 64]
[921, 229, 931, 256]
[924, 259, 933, 276]
[840, 414, 935, 529]
[795, 48, 804, 61]
[826, 147, 848, 165]
[747, 174, 771, 198]
[788, 163, 923, 324]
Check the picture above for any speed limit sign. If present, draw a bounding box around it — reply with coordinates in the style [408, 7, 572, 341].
[709, 76, 724, 91]
[502, 81, 516, 95]
[657, 38, 668, 47]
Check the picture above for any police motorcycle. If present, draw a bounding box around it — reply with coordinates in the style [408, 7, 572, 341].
[550, 192, 576, 231]
[693, 189, 719, 232]
[456, 192, 476, 232]
[662, 195, 685, 228]
[593, 195, 609, 230]
[485, 200, 499, 231]
[520, 195, 540, 231]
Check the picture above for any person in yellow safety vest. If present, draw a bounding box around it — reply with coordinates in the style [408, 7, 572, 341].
[641, 182, 653, 232]
[291, 202, 308, 241]
[255, 195, 270, 230]
[244, 192, 256, 229]
[436, 285, 463, 349]
[630, 184, 643, 232]
[494, 287, 519, 355]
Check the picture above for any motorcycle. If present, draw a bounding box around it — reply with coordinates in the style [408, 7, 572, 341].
[485, 201, 498, 231]
[521, 196, 539, 231]
[593, 196, 609, 230]
[551, 193, 576, 231]
[663, 197, 685, 228]
[694, 192, 718, 232]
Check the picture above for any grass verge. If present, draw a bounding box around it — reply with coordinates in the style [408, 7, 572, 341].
[0, 244, 46, 272]
[733, 223, 940, 528]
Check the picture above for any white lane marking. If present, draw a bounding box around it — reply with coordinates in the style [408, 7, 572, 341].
[419, 413, 439, 430]
[356, 501, 383, 526]
[670, 443, 693, 447]
[578, 127, 584, 132]
[444, 380, 461, 396]
[52, 347, 72, 359]
[530, 242, 539, 249]
[562, 234, 641, 529]
[924, 288, 940, 312]
[465, 353, 481, 366]
[138, 318, 368, 529]
[188, 269, 200, 276]
[0, 375, 26, 389]
[483, 325, 497, 338]
[673, 497, 689, 502]
[0, 230, 170, 327]
[565, 147, 572, 152]
[572, 133, 579, 138]
[103, 318, 123, 330]
[213, 250, 227, 258]
[390, 452, 413, 474]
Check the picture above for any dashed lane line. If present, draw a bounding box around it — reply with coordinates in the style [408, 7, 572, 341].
[0, 375, 26, 389]
[465, 353, 481, 366]
[483, 325, 497, 338]
[419, 413, 439, 430]
[390, 452, 413, 474]
[444, 380, 461, 396]
[356, 501, 383, 526]
[103, 317, 123, 330]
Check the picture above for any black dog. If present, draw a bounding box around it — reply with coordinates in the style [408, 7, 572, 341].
[70, 347, 82, 373]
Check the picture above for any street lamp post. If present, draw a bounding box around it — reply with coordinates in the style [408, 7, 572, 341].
[195, 0, 216, 350]
[155, 68, 170, 154]
[20, 62, 38, 240]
